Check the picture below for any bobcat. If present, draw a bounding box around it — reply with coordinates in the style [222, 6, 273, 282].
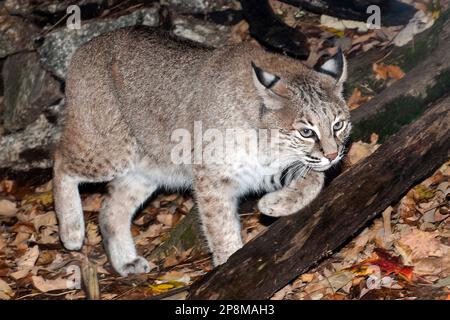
[53, 27, 351, 276]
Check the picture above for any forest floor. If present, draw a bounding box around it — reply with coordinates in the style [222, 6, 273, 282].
[0, 0, 450, 300]
[0, 151, 449, 300]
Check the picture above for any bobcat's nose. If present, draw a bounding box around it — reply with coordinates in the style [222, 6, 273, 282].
[325, 152, 338, 161]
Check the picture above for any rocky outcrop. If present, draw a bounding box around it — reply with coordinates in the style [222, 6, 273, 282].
[38, 7, 160, 79]
[172, 15, 231, 48]
[164, 0, 236, 14]
[4, 0, 108, 16]
[0, 14, 39, 58]
[0, 115, 60, 172]
[2, 52, 63, 132]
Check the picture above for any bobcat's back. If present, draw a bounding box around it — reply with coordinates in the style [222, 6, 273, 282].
[64, 27, 214, 161]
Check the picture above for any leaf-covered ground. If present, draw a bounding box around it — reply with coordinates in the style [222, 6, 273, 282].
[274, 159, 450, 300]
[1, 0, 450, 300]
[0, 153, 449, 300]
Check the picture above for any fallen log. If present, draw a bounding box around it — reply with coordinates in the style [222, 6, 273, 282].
[188, 94, 450, 299]
[280, 0, 416, 26]
[350, 10, 450, 142]
[345, 9, 450, 98]
[240, 0, 310, 59]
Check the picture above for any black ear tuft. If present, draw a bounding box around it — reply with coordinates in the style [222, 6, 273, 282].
[317, 48, 345, 81]
[251, 62, 280, 89]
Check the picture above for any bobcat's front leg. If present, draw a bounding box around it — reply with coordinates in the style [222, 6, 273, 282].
[194, 173, 243, 266]
[258, 170, 324, 217]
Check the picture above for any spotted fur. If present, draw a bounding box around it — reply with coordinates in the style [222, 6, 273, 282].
[53, 27, 351, 275]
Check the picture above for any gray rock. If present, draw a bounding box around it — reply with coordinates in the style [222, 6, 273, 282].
[163, 0, 236, 14]
[0, 14, 39, 58]
[3, 52, 63, 132]
[172, 15, 230, 48]
[0, 115, 60, 172]
[3, 0, 35, 15]
[4, 0, 108, 16]
[39, 7, 160, 79]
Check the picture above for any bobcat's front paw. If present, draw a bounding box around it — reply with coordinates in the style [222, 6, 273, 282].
[114, 256, 153, 277]
[59, 224, 84, 251]
[258, 192, 295, 217]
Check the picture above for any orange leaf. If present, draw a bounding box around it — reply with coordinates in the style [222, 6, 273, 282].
[386, 65, 405, 80]
[347, 88, 371, 110]
[349, 248, 414, 282]
[373, 63, 388, 80]
[373, 63, 405, 80]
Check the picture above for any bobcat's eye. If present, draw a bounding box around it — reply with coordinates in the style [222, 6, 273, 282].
[333, 121, 344, 131]
[300, 128, 315, 138]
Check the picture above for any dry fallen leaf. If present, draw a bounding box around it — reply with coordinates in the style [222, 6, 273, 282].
[162, 248, 194, 268]
[0, 238, 6, 251]
[347, 139, 380, 166]
[351, 31, 376, 46]
[158, 270, 191, 284]
[270, 284, 292, 300]
[156, 212, 174, 227]
[0, 279, 13, 300]
[22, 191, 53, 208]
[385, 65, 405, 80]
[149, 282, 179, 294]
[300, 273, 315, 283]
[36, 250, 57, 266]
[11, 245, 40, 280]
[33, 211, 57, 230]
[398, 191, 418, 220]
[350, 249, 414, 282]
[32, 275, 74, 293]
[412, 184, 435, 202]
[13, 232, 31, 247]
[82, 194, 104, 212]
[37, 226, 59, 245]
[0, 199, 17, 217]
[373, 63, 405, 80]
[337, 226, 373, 263]
[413, 257, 445, 276]
[228, 20, 250, 43]
[35, 181, 52, 193]
[321, 270, 354, 292]
[134, 223, 163, 244]
[0, 180, 15, 193]
[396, 227, 446, 261]
[347, 88, 372, 110]
[373, 62, 389, 80]
[86, 222, 102, 246]
[17, 245, 39, 270]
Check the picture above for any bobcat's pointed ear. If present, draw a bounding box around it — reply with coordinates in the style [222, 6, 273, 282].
[251, 62, 289, 105]
[251, 62, 280, 89]
[318, 49, 347, 85]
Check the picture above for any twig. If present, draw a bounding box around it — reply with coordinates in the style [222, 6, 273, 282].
[41, 13, 70, 36]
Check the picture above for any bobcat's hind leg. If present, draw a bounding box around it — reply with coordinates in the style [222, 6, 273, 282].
[53, 152, 85, 250]
[100, 172, 157, 276]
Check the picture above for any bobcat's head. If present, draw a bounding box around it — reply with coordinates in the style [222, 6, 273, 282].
[252, 51, 351, 172]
